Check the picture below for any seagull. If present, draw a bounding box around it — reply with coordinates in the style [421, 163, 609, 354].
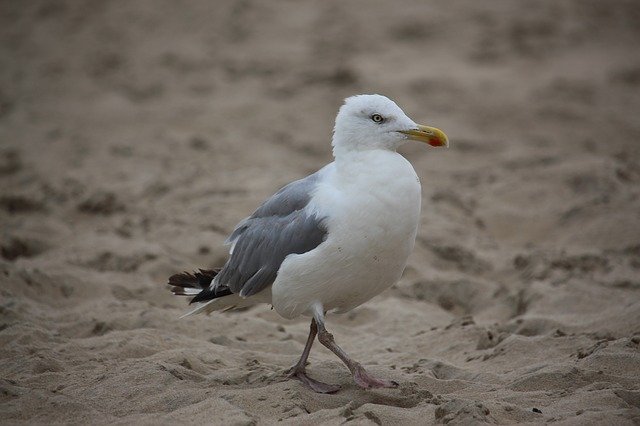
[168, 94, 448, 393]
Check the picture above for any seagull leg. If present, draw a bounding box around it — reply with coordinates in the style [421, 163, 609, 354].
[313, 307, 399, 390]
[287, 318, 340, 394]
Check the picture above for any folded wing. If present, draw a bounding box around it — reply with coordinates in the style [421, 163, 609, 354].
[216, 170, 327, 298]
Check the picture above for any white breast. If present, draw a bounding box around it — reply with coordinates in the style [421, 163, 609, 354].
[272, 150, 422, 319]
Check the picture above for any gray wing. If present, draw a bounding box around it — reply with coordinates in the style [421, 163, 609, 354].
[215, 170, 327, 298]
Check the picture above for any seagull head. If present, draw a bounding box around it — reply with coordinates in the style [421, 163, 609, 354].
[332, 94, 448, 155]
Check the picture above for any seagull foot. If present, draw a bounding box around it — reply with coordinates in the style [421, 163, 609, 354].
[287, 368, 341, 394]
[353, 364, 399, 389]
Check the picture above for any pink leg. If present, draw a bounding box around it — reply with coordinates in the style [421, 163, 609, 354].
[287, 319, 340, 394]
[313, 307, 398, 390]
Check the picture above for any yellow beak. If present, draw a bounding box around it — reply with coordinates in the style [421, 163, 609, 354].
[400, 124, 449, 147]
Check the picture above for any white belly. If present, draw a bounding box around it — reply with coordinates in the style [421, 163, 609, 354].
[271, 151, 422, 319]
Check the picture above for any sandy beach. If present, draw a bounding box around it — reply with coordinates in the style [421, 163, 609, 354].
[1, 0, 640, 424]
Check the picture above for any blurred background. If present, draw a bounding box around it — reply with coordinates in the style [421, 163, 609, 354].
[1, 1, 639, 424]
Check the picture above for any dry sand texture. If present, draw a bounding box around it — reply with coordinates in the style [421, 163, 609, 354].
[2, 0, 640, 424]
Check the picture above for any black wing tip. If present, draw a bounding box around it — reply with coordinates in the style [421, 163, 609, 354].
[189, 286, 233, 304]
[168, 272, 197, 289]
[167, 268, 221, 289]
[167, 268, 232, 304]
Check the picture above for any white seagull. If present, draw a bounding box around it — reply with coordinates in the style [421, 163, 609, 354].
[168, 94, 449, 393]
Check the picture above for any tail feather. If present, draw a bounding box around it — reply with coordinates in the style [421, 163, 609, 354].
[179, 294, 256, 318]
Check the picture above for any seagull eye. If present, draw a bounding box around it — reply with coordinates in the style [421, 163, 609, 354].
[371, 113, 384, 124]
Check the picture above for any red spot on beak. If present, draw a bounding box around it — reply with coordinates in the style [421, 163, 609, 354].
[428, 137, 444, 147]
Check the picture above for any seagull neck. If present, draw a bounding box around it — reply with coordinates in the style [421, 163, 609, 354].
[332, 132, 401, 160]
[332, 147, 400, 175]
[333, 144, 397, 161]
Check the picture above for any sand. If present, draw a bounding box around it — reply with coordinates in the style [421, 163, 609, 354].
[1, 0, 640, 424]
